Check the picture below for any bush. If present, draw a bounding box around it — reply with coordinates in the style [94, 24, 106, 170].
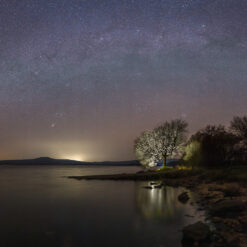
[183, 141, 202, 168]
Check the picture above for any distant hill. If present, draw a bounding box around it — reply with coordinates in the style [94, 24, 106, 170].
[0, 157, 141, 166]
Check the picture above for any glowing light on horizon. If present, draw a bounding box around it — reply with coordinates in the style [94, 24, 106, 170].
[62, 154, 85, 161]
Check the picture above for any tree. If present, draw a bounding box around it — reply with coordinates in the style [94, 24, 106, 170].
[184, 125, 239, 167]
[183, 141, 202, 168]
[231, 116, 247, 141]
[153, 119, 188, 167]
[134, 130, 158, 167]
[134, 119, 188, 168]
[230, 116, 247, 162]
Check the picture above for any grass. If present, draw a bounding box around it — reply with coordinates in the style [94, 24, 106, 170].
[155, 165, 247, 182]
[156, 167, 173, 172]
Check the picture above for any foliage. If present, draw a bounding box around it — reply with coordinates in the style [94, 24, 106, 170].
[230, 116, 247, 161]
[134, 130, 157, 167]
[184, 125, 239, 167]
[134, 119, 188, 168]
[157, 167, 173, 172]
[231, 116, 247, 142]
[183, 141, 202, 168]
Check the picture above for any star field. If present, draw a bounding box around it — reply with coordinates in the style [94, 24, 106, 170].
[0, 0, 247, 161]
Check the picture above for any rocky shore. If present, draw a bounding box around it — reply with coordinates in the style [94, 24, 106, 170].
[164, 175, 247, 247]
[68, 168, 247, 247]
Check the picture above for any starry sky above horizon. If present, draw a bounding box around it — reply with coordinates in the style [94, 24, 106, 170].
[0, 0, 247, 161]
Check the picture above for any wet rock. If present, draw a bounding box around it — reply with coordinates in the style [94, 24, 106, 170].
[212, 217, 223, 223]
[208, 184, 241, 197]
[218, 231, 241, 246]
[238, 214, 247, 230]
[136, 170, 145, 174]
[197, 207, 204, 211]
[222, 184, 241, 197]
[143, 186, 153, 189]
[178, 191, 190, 203]
[184, 214, 194, 218]
[208, 186, 218, 192]
[182, 221, 211, 245]
[223, 218, 242, 231]
[210, 200, 246, 217]
[154, 184, 163, 189]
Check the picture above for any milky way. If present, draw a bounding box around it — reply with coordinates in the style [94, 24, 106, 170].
[0, 0, 247, 161]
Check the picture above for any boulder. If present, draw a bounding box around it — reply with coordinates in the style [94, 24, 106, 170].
[178, 191, 190, 203]
[182, 221, 211, 244]
[210, 200, 246, 217]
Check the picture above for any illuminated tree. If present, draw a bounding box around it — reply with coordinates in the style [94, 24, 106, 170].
[134, 130, 158, 167]
[153, 119, 188, 167]
[134, 119, 188, 168]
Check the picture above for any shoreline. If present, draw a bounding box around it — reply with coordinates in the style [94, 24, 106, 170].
[68, 170, 167, 180]
[69, 168, 247, 247]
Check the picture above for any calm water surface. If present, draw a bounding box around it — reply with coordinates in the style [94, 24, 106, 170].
[0, 165, 205, 247]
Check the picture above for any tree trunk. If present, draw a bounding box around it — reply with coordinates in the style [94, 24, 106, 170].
[163, 155, 167, 168]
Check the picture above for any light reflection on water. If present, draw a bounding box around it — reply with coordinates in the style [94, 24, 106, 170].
[0, 165, 205, 247]
[135, 181, 204, 223]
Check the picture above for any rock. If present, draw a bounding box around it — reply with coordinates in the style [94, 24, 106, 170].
[182, 221, 211, 244]
[143, 186, 153, 189]
[136, 170, 145, 174]
[184, 214, 194, 218]
[212, 217, 223, 223]
[154, 184, 163, 189]
[150, 182, 158, 185]
[238, 214, 247, 228]
[218, 231, 241, 246]
[210, 200, 246, 217]
[197, 207, 204, 211]
[145, 169, 154, 172]
[208, 184, 241, 197]
[178, 191, 190, 203]
[222, 184, 241, 197]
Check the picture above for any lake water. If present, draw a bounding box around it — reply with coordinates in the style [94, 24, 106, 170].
[0, 165, 205, 247]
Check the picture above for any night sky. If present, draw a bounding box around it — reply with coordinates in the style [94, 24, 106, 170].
[0, 0, 247, 161]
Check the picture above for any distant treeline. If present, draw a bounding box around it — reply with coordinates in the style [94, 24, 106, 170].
[0, 157, 141, 166]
